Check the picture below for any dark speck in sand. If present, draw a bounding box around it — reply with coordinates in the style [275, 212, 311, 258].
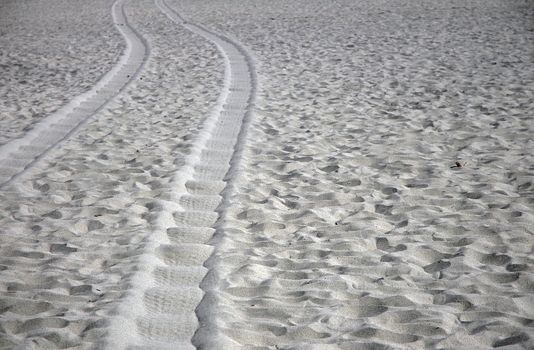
[450, 161, 465, 169]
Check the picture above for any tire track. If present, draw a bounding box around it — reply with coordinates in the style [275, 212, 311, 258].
[104, 0, 256, 348]
[0, 0, 148, 189]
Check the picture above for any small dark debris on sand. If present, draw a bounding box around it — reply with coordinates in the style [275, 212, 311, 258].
[450, 161, 466, 169]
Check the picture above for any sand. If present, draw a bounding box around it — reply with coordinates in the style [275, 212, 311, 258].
[172, 0, 534, 348]
[0, 0, 223, 348]
[105, 1, 255, 348]
[0, 0, 124, 146]
[0, 0, 148, 188]
[1, 0, 534, 349]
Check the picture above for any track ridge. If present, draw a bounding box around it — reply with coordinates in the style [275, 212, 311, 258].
[0, 0, 148, 189]
[104, 0, 256, 348]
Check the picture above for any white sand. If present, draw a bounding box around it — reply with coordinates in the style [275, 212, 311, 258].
[0, 0, 148, 188]
[0, 0, 223, 348]
[0, 0, 124, 146]
[1, 0, 534, 349]
[173, 0, 534, 348]
[105, 1, 254, 348]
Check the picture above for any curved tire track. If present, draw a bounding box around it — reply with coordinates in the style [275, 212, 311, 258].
[104, 0, 256, 348]
[0, 0, 148, 189]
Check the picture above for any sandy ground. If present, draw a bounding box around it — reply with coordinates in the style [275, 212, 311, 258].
[1, 0, 533, 349]
[0, 0, 125, 146]
[0, 0, 223, 348]
[172, 0, 534, 348]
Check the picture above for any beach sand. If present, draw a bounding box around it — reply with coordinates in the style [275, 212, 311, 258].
[1, 0, 533, 349]
[0, 0, 124, 146]
[0, 0, 222, 348]
[172, 0, 534, 348]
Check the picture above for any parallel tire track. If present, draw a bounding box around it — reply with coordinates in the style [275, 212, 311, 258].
[0, 0, 148, 188]
[105, 0, 256, 348]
